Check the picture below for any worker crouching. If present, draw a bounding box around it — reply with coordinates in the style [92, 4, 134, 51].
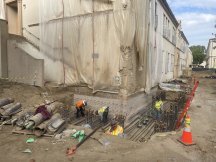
[106, 119, 123, 136]
[75, 100, 87, 118]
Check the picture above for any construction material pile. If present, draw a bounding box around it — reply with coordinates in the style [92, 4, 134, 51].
[0, 98, 22, 121]
[12, 101, 67, 137]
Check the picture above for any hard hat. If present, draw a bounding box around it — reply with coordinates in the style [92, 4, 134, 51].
[83, 100, 87, 106]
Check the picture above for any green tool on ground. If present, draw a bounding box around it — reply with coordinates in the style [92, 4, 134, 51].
[71, 130, 85, 142]
[67, 126, 102, 157]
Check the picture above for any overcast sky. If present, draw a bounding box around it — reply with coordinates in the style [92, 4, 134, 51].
[167, 0, 216, 47]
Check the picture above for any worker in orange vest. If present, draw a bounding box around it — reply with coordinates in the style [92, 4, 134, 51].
[75, 100, 87, 118]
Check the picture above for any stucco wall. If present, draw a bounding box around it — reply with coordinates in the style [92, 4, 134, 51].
[7, 38, 44, 86]
[162, 40, 175, 81]
[157, 0, 176, 82]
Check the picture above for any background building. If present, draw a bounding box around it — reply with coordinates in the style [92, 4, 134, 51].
[206, 38, 216, 68]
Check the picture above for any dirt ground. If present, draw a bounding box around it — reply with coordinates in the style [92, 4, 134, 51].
[0, 71, 216, 162]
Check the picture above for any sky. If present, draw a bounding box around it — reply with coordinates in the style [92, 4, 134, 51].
[167, 0, 216, 47]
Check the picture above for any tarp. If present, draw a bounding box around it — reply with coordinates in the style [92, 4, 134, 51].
[159, 83, 183, 92]
[0, 0, 5, 20]
[39, 0, 150, 94]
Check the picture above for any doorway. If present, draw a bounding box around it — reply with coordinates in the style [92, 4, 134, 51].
[6, 0, 22, 35]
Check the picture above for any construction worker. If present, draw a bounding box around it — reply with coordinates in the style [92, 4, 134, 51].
[96, 106, 109, 123]
[75, 100, 87, 118]
[106, 119, 123, 136]
[154, 96, 163, 120]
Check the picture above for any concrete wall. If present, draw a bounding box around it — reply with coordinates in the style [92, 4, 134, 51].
[7, 38, 44, 86]
[0, 19, 8, 78]
[74, 87, 157, 124]
[22, 0, 40, 46]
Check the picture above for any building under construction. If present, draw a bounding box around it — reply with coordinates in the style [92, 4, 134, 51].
[0, 0, 193, 119]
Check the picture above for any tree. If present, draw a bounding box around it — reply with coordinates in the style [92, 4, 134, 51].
[189, 45, 206, 64]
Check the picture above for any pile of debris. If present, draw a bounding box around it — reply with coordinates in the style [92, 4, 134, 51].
[0, 98, 22, 123]
[12, 101, 67, 137]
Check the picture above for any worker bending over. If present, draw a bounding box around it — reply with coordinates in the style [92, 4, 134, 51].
[96, 106, 109, 123]
[154, 96, 163, 120]
[106, 119, 123, 136]
[75, 100, 87, 118]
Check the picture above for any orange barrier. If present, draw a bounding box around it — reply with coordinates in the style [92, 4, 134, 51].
[175, 81, 199, 129]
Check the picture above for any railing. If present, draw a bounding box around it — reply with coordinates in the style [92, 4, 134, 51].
[22, 27, 40, 50]
[22, 27, 39, 40]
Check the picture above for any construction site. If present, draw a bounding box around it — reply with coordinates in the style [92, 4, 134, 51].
[0, 0, 216, 162]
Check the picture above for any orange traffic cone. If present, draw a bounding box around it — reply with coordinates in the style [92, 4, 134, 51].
[178, 126, 195, 146]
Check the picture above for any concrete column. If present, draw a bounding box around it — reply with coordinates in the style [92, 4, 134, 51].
[17, 0, 22, 35]
[0, 20, 8, 78]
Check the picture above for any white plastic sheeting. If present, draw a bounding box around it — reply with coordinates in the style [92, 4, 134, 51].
[159, 83, 183, 92]
[0, 0, 5, 20]
[39, 0, 150, 94]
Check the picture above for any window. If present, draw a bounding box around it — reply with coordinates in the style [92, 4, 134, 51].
[171, 54, 174, 72]
[165, 53, 169, 73]
[163, 14, 166, 36]
[180, 59, 185, 70]
[155, 2, 158, 30]
[163, 14, 166, 26]
[163, 14, 171, 40]
[172, 27, 176, 45]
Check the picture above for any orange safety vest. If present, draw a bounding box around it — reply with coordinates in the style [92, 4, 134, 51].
[75, 100, 85, 109]
[110, 125, 124, 136]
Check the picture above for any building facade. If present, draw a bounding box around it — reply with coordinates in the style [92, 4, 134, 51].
[1, 0, 192, 90]
[206, 38, 216, 68]
[0, 0, 193, 120]
[147, 0, 192, 86]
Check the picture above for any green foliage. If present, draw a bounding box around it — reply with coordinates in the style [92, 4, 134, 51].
[189, 45, 206, 64]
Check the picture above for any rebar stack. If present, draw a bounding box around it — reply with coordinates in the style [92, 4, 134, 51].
[124, 90, 188, 143]
[124, 103, 155, 142]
